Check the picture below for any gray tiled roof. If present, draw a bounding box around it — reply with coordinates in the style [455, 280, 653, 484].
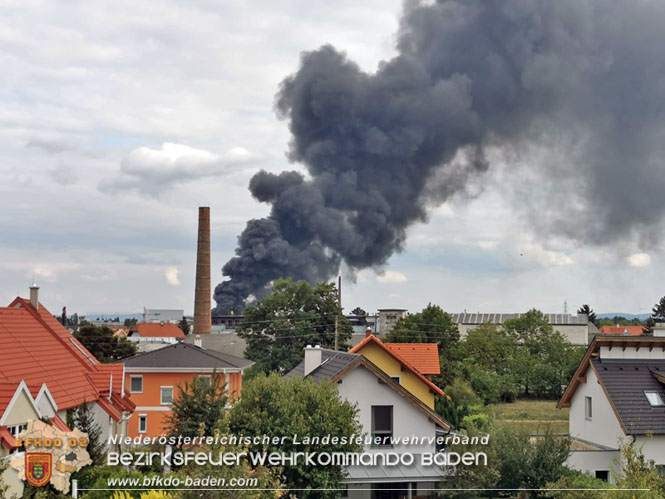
[183, 333, 247, 358]
[451, 313, 588, 325]
[593, 358, 665, 435]
[284, 349, 359, 381]
[122, 342, 254, 370]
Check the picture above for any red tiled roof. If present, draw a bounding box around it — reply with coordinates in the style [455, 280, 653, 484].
[350, 335, 446, 398]
[0, 298, 133, 422]
[0, 426, 15, 450]
[385, 343, 441, 375]
[599, 325, 645, 336]
[0, 383, 19, 415]
[130, 322, 185, 339]
[97, 397, 122, 421]
[51, 413, 71, 432]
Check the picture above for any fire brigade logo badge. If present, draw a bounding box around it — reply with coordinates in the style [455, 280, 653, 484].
[25, 453, 52, 487]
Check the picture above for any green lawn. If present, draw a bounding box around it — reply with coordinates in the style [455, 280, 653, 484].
[486, 400, 569, 434]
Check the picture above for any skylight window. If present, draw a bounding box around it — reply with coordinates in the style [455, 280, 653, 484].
[644, 391, 665, 407]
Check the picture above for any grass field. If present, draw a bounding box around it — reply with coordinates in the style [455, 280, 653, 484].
[485, 400, 569, 434]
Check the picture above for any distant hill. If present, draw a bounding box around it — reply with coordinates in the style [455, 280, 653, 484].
[596, 313, 651, 321]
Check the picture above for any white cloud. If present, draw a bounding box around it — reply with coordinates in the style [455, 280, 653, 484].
[376, 270, 408, 284]
[627, 252, 651, 267]
[165, 266, 180, 286]
[523, 243, 574, 267]
[99, 143, 255, 195]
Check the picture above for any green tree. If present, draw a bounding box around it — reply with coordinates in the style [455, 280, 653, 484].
[123, 317, 138, 328]
[544, 469, 612, 498]
[445, 424, 570, 496]
[0, 457, 10, 499]
[177, 318, 190, 336]
[653, 296, 665, 321]
[173, 419, 283, 499]
[616, 440, 665, 497]
[165, 372, 227, 439]
[350, 307, 367, 317]
[229, 373, 362, 498]
[577, 304, 597, 326]
[386, 304, 459, 385]
[74, 325, 137, 363]
[237, 278, 351, 373]
[72, 401, 104, 465]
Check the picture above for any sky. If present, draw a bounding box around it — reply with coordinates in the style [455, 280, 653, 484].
[0, 0, 661, 317]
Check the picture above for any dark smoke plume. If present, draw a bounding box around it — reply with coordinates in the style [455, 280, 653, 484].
[214, 0, 665, 313]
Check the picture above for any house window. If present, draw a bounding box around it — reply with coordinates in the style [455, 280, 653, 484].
[390, 376, 401, 385]
[138, 415, 147, 434]
[645, 391, 665, 407]
[8, 424, 27, 438]
[595, 470, 609, 482]
[160, 386, 174, 405]
[198, 375, 212, 387]
[371, 405, 393, 446]
[585, 396, 592, 420]
[130, 375, 143, 393]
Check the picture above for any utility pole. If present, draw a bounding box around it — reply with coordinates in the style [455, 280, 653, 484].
[334, 276, 341, 351]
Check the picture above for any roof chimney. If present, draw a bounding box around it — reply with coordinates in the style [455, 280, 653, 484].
[304, 344, 322, 376]
[193, 207, 212, 335]
[195, 334, 202, 348]
[29, 283, 39, 310]
[366, 326, 372, 338]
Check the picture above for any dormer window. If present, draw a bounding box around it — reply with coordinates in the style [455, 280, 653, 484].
[645, 391, 665, 407]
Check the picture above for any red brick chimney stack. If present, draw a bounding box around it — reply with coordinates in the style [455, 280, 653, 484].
[193, 206, 212, 335]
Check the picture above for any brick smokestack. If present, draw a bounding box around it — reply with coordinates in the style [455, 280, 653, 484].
[193, 206, 212, 335]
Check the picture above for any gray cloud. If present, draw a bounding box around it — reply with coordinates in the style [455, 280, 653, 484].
[215, 0, 665, 313]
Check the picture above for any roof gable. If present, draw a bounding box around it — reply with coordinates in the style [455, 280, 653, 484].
[1, 297, 134, 420]
[285, 351, 451, 431]
[559, 336, 665, 435]
[350, 335, 445, 397]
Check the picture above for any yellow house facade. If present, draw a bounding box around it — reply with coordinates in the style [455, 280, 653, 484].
[350, 336, 445, 409]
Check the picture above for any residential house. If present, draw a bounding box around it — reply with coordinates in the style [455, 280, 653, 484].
[350, 335, 445, 409]
[558, 336, 665, 482]
[285, 346, 452, 498]
[0, 286, 135, 496]
[598, 325, 645, 336]
[127, 322, 186, 352]
[451, 312, 598, 346]
[122, 339, 253, 437]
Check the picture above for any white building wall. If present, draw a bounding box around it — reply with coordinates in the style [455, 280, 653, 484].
[569, 366, 624, 450]
[336, 365, 438, 455]
[457, 324, 589, 345]
[634, 435, 665, 466]
[599, 345, 664, 360]
[91, 401, 114, 449]
[566, 450, 620, 483]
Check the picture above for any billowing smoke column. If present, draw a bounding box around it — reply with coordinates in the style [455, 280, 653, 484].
[214, 0, 665, 313]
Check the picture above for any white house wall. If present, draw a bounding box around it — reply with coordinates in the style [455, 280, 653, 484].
[569, 366, 624, 450]
[566, 450, 620, 484]
[336, 365, 438, 455]
[599, 346, 665, 361]
[634, 435, 665, 466]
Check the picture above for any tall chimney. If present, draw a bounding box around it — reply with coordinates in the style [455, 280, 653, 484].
[29, 283, 39, 310]
[193, 207, 212, 335]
